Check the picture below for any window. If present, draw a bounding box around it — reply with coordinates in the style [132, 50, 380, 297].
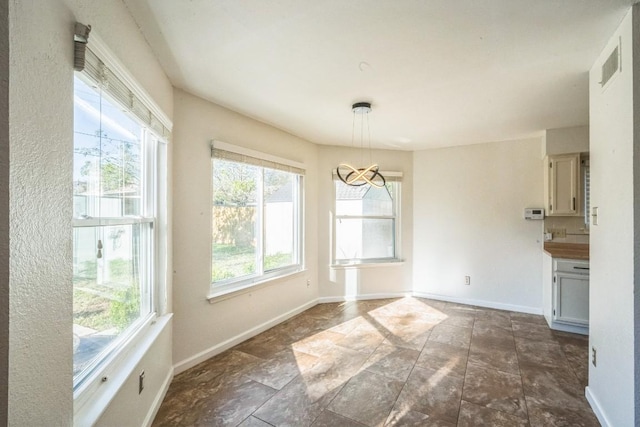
[211, 144, 304, 295]
[334, 178, 401, 264]
[73, 44, 169, 395]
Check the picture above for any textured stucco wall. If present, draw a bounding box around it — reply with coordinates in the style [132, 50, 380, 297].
[8, 0, 174, 425]
[634, 6, 640, 423]
[0, 0, 9, 424]
[8, 0, 74, 424]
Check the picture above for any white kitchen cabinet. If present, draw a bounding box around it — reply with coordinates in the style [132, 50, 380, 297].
[545, 153, 580, 216]
[553, 273, 589, 326]
[543, 254, 589, 335]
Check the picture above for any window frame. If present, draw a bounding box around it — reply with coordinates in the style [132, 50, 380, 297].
[332, 174, 402, 266]
[72, 33, 171, 425]
[209, 142, 305, 299]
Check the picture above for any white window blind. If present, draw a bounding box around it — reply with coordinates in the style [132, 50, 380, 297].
[211, 143, 305, 176]
[83, 47, 171, 140]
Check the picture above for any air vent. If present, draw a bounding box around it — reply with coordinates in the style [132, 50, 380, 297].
[600, 40, 621, 88]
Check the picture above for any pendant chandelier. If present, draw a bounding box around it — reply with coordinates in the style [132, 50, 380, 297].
[336, 102, 386, 188]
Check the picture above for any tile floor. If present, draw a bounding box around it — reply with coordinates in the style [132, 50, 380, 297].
[152, 297, 597, 427]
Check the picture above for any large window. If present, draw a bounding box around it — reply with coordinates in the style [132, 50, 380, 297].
[211, 145, 303, 295]
[334, 179, 401, 264]
[73, 71, 165, 389]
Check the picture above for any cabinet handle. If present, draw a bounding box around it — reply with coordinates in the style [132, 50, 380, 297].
[573, 197, 576, 211]
[573, 266, 589, 270]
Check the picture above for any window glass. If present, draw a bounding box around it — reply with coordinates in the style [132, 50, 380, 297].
[336, 218, 395, 260]
[73, 76, 154, 385]
[334, 180, 399, 262]
[264, 169, 296, 271]
[211, 159, 259, 282]
[212, 157, 302, 288]
[74, 78, 142, 218]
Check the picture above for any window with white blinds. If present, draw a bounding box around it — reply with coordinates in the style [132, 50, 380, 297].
[333, 176, 402, 264]
[210, 141, 305, 297]
[72, 34, 171, 422]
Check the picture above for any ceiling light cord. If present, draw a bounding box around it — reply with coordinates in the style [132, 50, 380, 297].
[336, 102, 385, 188]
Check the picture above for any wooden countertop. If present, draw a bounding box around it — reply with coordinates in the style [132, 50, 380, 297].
[543, 242, 589, 260]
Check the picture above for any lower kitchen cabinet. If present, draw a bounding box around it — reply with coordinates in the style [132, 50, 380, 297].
[554, 272, 589, 325]
[543, 253, 589, 335]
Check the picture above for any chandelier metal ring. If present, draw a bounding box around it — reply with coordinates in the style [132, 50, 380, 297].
[337, 163, 386, 188]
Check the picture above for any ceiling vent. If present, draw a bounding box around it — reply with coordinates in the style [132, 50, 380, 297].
[600, 38, 621, 89]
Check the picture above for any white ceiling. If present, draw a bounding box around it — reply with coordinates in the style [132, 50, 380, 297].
[124, 0, 635, 151]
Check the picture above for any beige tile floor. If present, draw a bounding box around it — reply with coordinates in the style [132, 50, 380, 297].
[153, 297, 597, 427]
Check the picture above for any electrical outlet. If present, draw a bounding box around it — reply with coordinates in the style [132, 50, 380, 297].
[306, 279, 311, 287]
[592, 347, 597, 367]
[139, 370, 145, 394]
[550, 228, 567, 238]
[464, 276, 470, 285]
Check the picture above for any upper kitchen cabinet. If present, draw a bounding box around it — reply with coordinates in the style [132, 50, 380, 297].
[545, 153, 581, 216]
[542, 126, 589, 218]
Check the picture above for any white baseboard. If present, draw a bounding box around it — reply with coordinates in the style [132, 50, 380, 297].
[143, 366, 174, 427]
[412, 292, 543, 315]
[585, 386, 611, 427]
[173, 299, 318, 374]
[548, 321, 588, 336]
[318, 292, 411, 303]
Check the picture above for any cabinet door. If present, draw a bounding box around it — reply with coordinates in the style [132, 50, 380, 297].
[553, 273, 589, 326]
[548, 154, 580, 215]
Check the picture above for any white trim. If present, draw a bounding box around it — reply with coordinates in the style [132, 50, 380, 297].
[212, 140, 305, 171]
[142, 366, 174, 427]
[330, 261, 404, 269]
[88, 32, 172, 132]
[318, 292, 411, 303]
[207, 269, 306, 303]
[585, 387, 611, 427]
[547, 321, 589, 336]
[72, 217, 154, 227]
[173, 300, 317, 374]
[73, 314, 173, 427]
[412, 292, 543, 315]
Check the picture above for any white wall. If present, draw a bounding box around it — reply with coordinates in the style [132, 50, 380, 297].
[171, 89, 319, 372]
[317, 146, 413, 300]
[8, 0, 173, 425]
[587, 7, 637, 426]
[0, 0, 8, 424]
[413, 138, 544, 313]
[95, 322, 173, 427]
[543, 125, 589, 156]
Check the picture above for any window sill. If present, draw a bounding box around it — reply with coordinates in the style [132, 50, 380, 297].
[330, 260, 405, 269]
[73, 313, 173, 427]
[207, 269, 307, 304]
